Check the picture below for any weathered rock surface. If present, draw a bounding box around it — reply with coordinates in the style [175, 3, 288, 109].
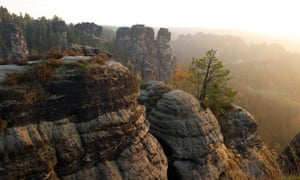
[278, 132, 300, 175]
[52, 20, 68, 49]
[139, 81, 281, 179]
[75, 23, 102, 40]
[116, 25, 176, 82]
[138, 80, 172, 116]
[0, 23, 28, 63]
[148, 90, 230, 179]
[66, 44, 110, 57]
[0, 60, 167, 179]
[219, 105, 281, 178]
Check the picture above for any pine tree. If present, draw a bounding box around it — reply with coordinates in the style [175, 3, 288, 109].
[190, 49, 236, 114]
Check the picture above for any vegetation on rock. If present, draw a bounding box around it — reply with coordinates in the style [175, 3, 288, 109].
[170, 49, 236, 115]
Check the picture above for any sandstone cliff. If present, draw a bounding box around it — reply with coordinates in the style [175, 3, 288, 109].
[0, 58, 283, 179]
[115, 25, 176, 82]
[0, 58, 167, 179]
[0, 23, 28, 63]
[74, 23, 103, 40]
[139, 81, 281, 179]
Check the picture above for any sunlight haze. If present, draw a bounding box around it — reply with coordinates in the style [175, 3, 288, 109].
[1, 0, 300, 38]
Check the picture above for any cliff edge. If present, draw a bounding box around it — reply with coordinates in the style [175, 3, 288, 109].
[0, 57, 167, 179]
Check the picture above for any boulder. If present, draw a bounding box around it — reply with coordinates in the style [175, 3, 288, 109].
[147, 90, 230, 179]
[278, 133, 300, 175]
[139, 81, 282, 179]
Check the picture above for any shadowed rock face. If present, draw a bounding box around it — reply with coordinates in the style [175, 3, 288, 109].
[219, 106, 281, 178]
[0, 23, 28, 63]
[52, 20, 68, 48]
[138, 80, 172, 116]
[218, 105, 261, 152]
[0, 60, 167, 179]
[75, 23, 103, 40]
[139, 81, 281, 179]
[278, 133, 300, 175]
[116, 25, 176, 82]
[148, 90, 229, 179]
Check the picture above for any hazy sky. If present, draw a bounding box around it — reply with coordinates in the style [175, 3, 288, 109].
[1, 0, 300, 38]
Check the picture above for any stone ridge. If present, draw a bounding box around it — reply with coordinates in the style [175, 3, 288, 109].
[116, 24, 176, 82]
[0, 60, 168, 179]
[139, 81, 282, 179]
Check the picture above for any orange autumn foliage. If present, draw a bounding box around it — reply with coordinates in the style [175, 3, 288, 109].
[169, 65, 197, 95]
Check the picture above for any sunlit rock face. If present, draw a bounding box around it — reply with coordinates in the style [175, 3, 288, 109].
[116, 25, 176, 82]
[278, 133, 300, 175]
[0, 23, 29, 63]
[139, 81, 282, 179]
[0, 60, 167, 179]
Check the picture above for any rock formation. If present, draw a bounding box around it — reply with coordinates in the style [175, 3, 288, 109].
[0, 59, 167, 179]
[115, 25, 176, 82]
[75, 23, 103, 40]
[0, 23, 28, 63]
[139, 81, 281, 179]
[219, 105, 281, 178]
[278, 132, 300, 175]
[0, 57, 284, 179]
[65, 44, 111, 57]
[52, 20, 68, 49]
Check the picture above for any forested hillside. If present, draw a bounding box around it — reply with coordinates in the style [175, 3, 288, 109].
[0, 6, 114, 55]
[172, 32, 300, 151]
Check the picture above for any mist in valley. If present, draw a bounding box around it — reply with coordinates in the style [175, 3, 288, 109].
[170, 30, 300, 151]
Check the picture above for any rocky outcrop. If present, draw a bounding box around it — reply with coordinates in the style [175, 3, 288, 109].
[65, 44, 111, 57]
[139, 81, 281, 179]
[52, 20, 68, 49]
[0, 59, 167, 179]
[219, 105, 281, 178]
[75, 23, 102, 40]
[0, 23, 28, 63]
[278, 133, 300, 175]
[116, 25, 176, 82]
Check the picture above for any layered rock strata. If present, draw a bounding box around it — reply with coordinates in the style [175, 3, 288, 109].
[0, 60, 167, 179]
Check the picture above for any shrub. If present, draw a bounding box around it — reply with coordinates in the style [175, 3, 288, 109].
[2, 72, 20, 86]
[15, 58, 28, 65]
[28, 54, 42, 61]
[46, 58, 63, 68]
[91, 54, 107, 65]
[32, 63, 55, 84]
[0, 118, 7, 132]
[46, 48, 63, 59]
[23, 91, 38, 104]
[62, 49, 84, 56]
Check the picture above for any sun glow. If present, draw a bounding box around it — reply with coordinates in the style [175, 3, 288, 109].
[1, 0, 300, 38]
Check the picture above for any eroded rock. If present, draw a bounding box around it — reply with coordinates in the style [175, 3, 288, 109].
[115, 25, 176, 82]
[139, 81, 281, 179]
[278, 133, 300, 175]
[0, 60, 167, 179]
[0, 23, 28, 63]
